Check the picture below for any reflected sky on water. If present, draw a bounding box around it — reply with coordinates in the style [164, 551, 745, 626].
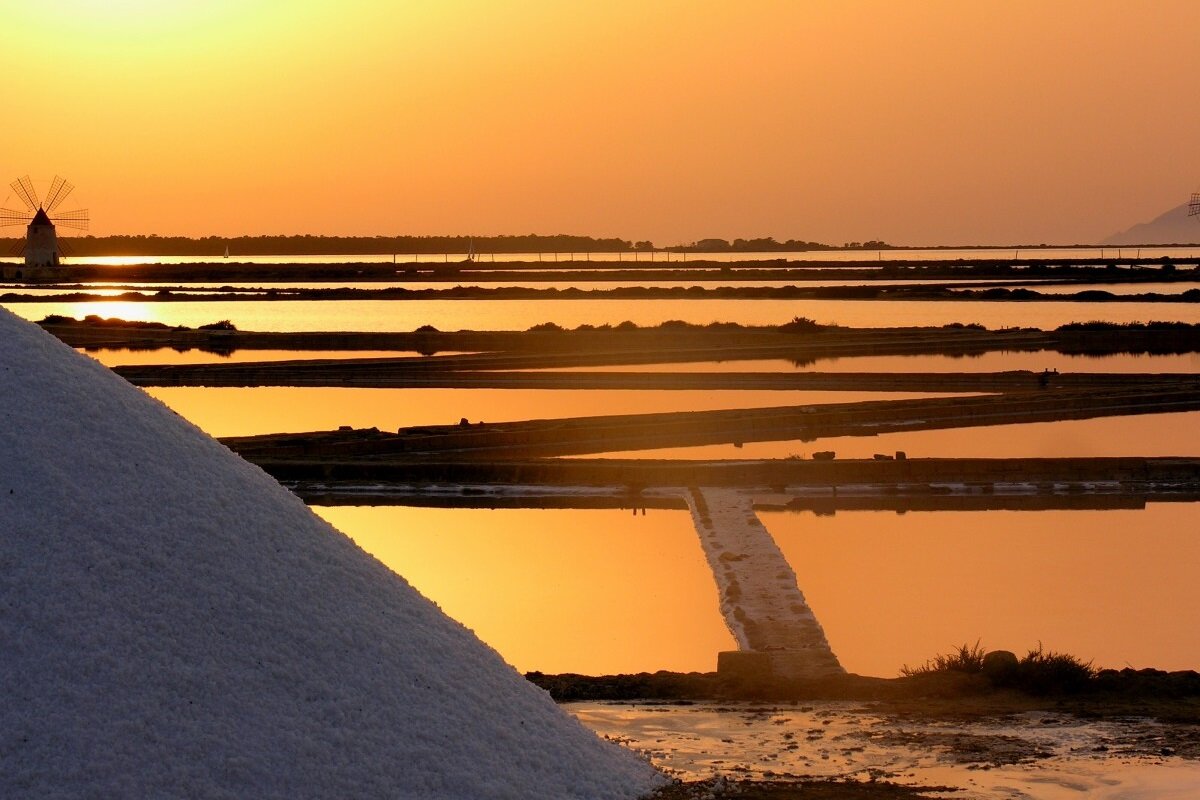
[587, 410, 1200, 460]
[314, 505, 733, 675]
[9, 297, 1200, 332]
[147, 386, 953, 438]
[6, 246, 1199, 266]
[80, 348, 430, 367]
[314, 503, 1200, 677]
[530, 351, 1200, 374]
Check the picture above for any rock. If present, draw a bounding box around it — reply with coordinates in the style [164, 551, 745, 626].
[982, 650, 1020, 684]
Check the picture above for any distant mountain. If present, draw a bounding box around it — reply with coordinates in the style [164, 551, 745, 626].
[1102, 201, 1200, 246]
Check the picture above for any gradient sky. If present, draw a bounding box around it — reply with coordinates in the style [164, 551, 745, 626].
[2, 1, 1197, 245]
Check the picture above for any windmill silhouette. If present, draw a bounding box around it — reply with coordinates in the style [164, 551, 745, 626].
[1190, 192, 1200, 219]
[1, 175, 89, 266]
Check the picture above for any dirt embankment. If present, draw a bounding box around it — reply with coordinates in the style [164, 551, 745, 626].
[529, 668, 1200, 723]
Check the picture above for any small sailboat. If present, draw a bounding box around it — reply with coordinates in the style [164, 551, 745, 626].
[223, 243, 230, 259]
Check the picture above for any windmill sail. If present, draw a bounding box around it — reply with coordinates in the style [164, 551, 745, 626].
[43, 177, 75, 214]
[10, 176, 38, 211]
[0, 208, 31, 227]
[4, 174, 89, 267]
[1189, 192, 1200, 217]
[49, 210, 89, 231]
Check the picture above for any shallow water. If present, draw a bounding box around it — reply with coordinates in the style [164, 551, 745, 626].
[9, 296, 1200, 332]
[84, 345, 1200, 373]
[533, 351, 1200, 375]
[36, 282, 1198, 687]
[572, 701, 1200, 799]
[80, 348, 450, 367]
[312, 506, 733, 675]
[147, 386, 950, 438]
[589, 410, 1200, 460]
[6, 245, 1196, 266]
[315, 503, 1200, 677]
[1, 277, 1040, 293]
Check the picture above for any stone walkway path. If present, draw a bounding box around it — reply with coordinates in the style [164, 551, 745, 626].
[685, 487, 844, 679]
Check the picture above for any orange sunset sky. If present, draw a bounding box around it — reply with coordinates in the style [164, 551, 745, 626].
[2, 1, 1197, 245]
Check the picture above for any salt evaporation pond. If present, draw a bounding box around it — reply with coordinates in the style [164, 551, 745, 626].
[79, 346, 1200, 375]
[9, 296, 1200, 331]
[2, 244, 1190, 266]
[4, 244, 1197, 265]
[80, 348, 473, 367]
[316, 503, 1200, 677]
[2, 277, 1038, 293]
[590, 409, 1200, 460]
[146, 386, 957, 438]
[528, 351, 1200, 374]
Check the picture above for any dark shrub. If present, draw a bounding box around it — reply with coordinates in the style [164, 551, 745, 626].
[39, 314, 76, 325]
[1013, 644, 1095, 695]
[901, 641, 986, 677]
[778, 316, 823, 333]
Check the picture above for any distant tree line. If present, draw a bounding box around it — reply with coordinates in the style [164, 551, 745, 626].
[0, 234, 638, 257]
[673, 237, 892, 252]
[0, 233, 892, 256]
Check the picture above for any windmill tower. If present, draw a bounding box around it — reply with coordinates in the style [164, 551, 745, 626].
[1, 175, 89, 267]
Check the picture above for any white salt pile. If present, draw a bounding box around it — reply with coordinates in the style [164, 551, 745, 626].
[0, 309, 662, 799]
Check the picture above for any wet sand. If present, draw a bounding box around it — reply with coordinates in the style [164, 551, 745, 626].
[578, 701, 1200, 799]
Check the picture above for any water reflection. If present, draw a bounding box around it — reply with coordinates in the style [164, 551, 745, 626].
[313, 503, 1200, 678]
[9, 297, 1200, 332]
[535, 352, 1200, 375]
[313, 506, 734, 674]
[1, 278, 1044, 293]
[590, 410, 1200, 460]
[766, 504, 1200, 676]
[3, 245, 1198, 265]
[80, 348, 471, 368]
[148, 386, 950, 438]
